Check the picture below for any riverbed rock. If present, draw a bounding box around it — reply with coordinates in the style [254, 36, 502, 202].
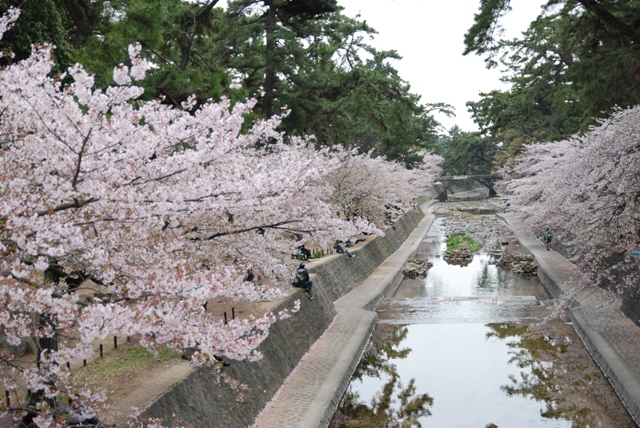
[443, 248, 473, 266]
[496, 254, 538, 277]
[403, 259, 433, 278]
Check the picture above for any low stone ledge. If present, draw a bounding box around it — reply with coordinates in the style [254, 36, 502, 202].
[569, 307, 640, 424]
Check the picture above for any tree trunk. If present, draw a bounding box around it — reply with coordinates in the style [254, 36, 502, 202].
[263, 1, 277, 119]
[60, 0, 102, 48]
[29, 314, 59, 407]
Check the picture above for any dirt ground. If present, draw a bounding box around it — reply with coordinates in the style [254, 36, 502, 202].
[0, 294, 290, 427]
[3, 233, 378, 426]
[100, 295, 291, 425]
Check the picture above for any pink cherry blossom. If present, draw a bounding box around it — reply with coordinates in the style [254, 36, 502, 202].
[500, 106, 640, 293]
[0, 9, 442, 423]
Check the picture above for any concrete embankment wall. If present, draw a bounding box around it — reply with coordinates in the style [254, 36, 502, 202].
[498, 212, 640, 425]
[539, 267, 640, 424]
[142, 209, 424, 427]
[621, 286, 640, 329]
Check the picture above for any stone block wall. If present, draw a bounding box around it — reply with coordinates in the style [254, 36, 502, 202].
[621, 286, 640, 328]
[142, 209, 424, 427]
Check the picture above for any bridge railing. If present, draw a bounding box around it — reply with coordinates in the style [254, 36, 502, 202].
[434, 174, 500, 181]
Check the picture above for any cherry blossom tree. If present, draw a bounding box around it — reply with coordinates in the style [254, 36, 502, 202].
[500, 106, 640, 293]
[0, 7, 376, 423]
[325, 149, 442, 227]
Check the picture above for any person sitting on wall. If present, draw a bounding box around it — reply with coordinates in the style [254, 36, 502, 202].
[333, 240, 354, 258]
[292, 263, 313, 300]
[543, 227, 552, 251]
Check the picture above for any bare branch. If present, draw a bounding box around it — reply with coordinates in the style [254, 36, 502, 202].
[1, 272, 36, 286]
[36, 198, 99, 217]
[72, 128, 92, 190]
[189, 220, 304, 241]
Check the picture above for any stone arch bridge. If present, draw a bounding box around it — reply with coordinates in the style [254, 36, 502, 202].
[433, 174, 498, 201]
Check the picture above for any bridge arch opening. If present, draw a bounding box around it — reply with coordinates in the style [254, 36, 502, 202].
[433, 175, 498, 201]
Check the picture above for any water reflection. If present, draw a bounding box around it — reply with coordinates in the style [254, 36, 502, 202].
[329, 324, 434, 428]
[394, 216, 550, 301]
[395, 253, 550, 302]
[487, 322, 635, 427]
[333, 323, 634, 427]
[332, 205, 634, 427]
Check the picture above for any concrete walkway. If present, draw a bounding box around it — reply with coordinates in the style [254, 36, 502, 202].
[253, 201, 640, 427]
[499, 210, 640, 425]
[252, 203, 437, 428]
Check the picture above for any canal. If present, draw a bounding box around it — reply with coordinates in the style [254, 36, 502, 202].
[330, 202, 636, 427]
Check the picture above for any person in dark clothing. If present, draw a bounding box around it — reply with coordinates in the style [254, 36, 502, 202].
[333, 241, 354, 258]
[18, 412, 40, 428]
[60, 398, 100, 426]
[543, 227, 552, 250]
[292, 263, 313, 300]
[298, 245, 311, 260]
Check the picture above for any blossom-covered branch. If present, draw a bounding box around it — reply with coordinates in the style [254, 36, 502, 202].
[501, 106, 640, 293]
[0, 7, 441, 425]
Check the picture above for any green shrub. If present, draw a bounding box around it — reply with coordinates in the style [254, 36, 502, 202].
[446, 234, 483, 252]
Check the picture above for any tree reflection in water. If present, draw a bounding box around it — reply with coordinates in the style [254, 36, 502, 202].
[330, 324, 433, 428]
[486, 322, 635, 427]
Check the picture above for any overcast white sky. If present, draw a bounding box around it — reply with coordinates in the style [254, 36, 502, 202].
[336, 0, 545, 131]
[217, 0, 545, 132]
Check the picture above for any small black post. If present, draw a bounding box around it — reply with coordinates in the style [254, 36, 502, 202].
[114, 336, 117, 350]
[127, 336, 131, 343]
[66, 362, 70, 370]
[99, 344, 103, 358]
[224, 312, 228, 325]
[232, 307, 235, 319]
[5, 390, 9, 408]
[83, 359, 87, 367]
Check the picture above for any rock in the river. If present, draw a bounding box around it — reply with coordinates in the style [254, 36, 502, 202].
[403, 259, 433, 278]
[443, 248, 473, 266]
[496, 254, 538, 277]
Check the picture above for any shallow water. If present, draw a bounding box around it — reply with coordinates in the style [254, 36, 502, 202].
[344, 323, 574, 427]
[396, 252, 549, 299]
[331, 209, 635, 427]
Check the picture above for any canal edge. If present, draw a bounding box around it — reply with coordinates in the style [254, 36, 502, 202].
[497, 210, 640, 426]
[251, 200, 438, 428]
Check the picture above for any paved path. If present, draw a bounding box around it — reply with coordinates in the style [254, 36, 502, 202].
[499, 209, 640, 425]
[252, 202, 437, 428]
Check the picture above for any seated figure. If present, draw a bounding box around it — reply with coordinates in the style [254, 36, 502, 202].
[292, 263, 313, 300]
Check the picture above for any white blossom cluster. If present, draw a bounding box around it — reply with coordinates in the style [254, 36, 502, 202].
[501, 106, 640, 293]
[325, 149, 442, 226]
[0, 9, 442, 423]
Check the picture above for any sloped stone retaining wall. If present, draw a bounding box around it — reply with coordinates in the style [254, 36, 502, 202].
[142, 209, 424, 427]
[497, 211, 640, 425]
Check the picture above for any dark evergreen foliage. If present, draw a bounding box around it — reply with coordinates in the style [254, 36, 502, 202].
[464, 0, 640, 163]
